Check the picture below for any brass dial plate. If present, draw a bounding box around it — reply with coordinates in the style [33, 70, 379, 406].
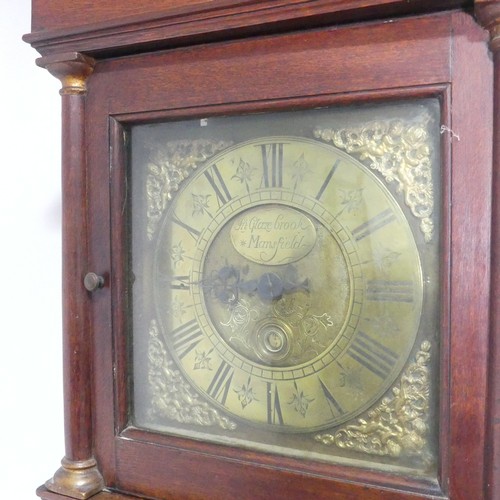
[154, 137, 422, 431]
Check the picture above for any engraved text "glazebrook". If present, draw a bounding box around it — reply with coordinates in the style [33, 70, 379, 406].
[230, 207, 317, 266]
[233, 214, 311, 233]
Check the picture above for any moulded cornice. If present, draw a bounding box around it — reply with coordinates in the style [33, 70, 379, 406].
[23, 0, 472, 59]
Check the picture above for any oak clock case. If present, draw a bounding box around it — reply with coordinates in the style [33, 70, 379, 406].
[129, 101, 440, 476]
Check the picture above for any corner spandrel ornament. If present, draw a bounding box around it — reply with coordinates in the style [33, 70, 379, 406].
[314, 114, 435, 243]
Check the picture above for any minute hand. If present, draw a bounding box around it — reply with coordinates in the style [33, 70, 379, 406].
[243, 272, 308, 301]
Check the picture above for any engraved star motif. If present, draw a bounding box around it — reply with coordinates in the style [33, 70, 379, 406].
[289, 381, 314, 417]
[234, 377, 258, 409]
[193, 349, 214, 371]
[169, 296, 187, 322]
[291, 153, 312, 191]
[232, 158, 256, 194]
[336, 188, 364, 217]
[170, 241, 186, 267]
[192, 193, 211, 216]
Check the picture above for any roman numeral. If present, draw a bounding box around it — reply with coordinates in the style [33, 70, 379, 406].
[169, 275, 190, 290]
[266, 382, 284, 425]
[347, 331, 398, 379]
[260, 143, 284, 188]
[172, 214, 201, 241]
[319, 378, 345, 418]
[351, 208, 396, 241]
[366, 280, 414, 303]
[207, 360, 234, 406]
[315, 159, 340, 200]
[171, 319, 203, 359]
[204, 163, 232, 207]
[157, 271, 191, 290]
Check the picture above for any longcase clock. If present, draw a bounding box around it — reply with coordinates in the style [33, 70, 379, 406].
[24, 1, 500, 499]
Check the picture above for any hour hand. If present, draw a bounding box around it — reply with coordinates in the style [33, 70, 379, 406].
[281, 265, 309, 294]
[256, 272, 284, 301]
[241, 270, 309, 301]
[206, 264, 308, 304]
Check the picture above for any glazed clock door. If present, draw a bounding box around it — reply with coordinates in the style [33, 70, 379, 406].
[83, 10, 493, 500]
[129, 106, 438, 470]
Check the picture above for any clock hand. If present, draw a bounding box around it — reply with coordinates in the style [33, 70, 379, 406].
[204, 265, 241, 305]
[238, 269, 308, 300]
[206, 264, 309, 304]
[257, 272, 284, 301]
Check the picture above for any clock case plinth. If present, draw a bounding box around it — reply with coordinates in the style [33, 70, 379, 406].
[24, 1, 500, 499]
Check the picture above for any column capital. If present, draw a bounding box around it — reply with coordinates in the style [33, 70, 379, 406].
[476, 0, 500, 51]
[36, 52, 96, 95]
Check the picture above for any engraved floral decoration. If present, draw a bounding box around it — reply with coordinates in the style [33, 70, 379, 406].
[232, 158, 256, 194]
[314, 115, 435, 242]
[315, 341, 431, 460]
[148, 320, 236, 430]
[191, 193, 212, 217]
[170, 241, 186, 268]
[234, 376, 259, 409]
[337, 188, 364, 217]
[221, 299, 259, 347]
[193, 348, 214, 371]
[169, 296, 188, 322]
[291, 153, 312, 191]
[289, 381, 315, 418]
[146, 139, 231, 239]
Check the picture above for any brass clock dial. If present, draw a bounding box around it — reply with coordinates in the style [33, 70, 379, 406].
[153, 135, 423, 433]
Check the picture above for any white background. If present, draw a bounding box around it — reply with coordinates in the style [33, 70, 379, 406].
[1, 1, 65, 497]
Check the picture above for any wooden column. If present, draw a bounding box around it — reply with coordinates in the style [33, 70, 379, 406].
[475, 2, 500, 499]
[36, 52, 104, 500]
